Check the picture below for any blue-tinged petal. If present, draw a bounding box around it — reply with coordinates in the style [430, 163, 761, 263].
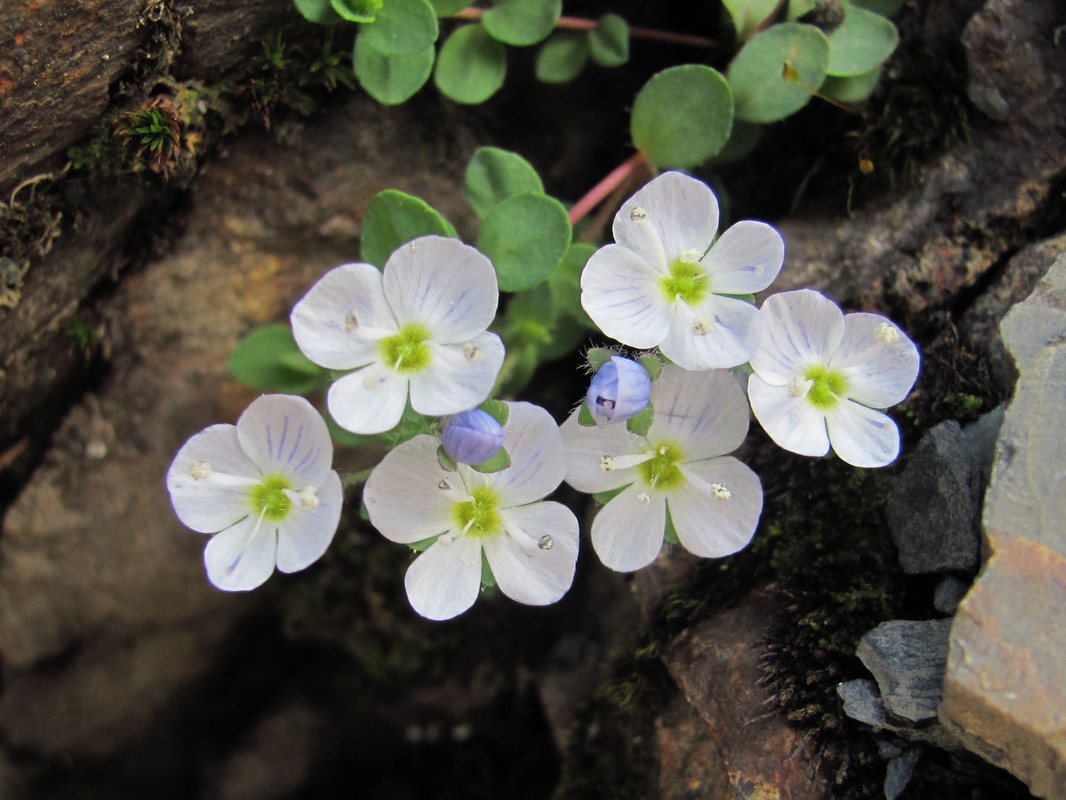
[364, 434, 458, 544]
[586, 356, 652, 426]
[613, 171, 719, 266]
[485, 502, 579, 606]
[751, 289, 845, 384]
[405, 535, 484, 620]
[327, 363, 409, 434]
[703, 220, 784, 295]
[580, 243, 671, 349]
[825, 401, 900, 468]
[203, 514, 278, 592]
[408, 332, 504, 417]
[561, 408, 646, 494]
[831, 313, 920, 409]
[591, 485, 667, 572]
[747, 374, 831, 456]
[650, 366, 749, 460]
[671, 457, 762, 558]
[291, 262, 395, 370]
[442, 409, 506, 465]
[167, 424, 258, 533]
[237, 395, 334, 486]
[384, 236, 499, 342]
[483, 402, 566, 507]
[659, 293, 762, 370]
[275, 470, 343, 573]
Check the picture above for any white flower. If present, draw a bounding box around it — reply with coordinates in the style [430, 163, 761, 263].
[580, 171, 784, 370]
[562, 365, 762, 572]
[291, 235, 505, 435]
[166, 395, 343, 591]
[747, 289, 920, 468]
[364, 402, 578, 621]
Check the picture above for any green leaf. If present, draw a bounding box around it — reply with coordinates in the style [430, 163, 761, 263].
[434, 24, 507, 104]
[360, 189, 457, 267]
[477, 192, 571, 292]
[493, 341, 540, 396]
[630, 65, 734, 169]
[786, 0, 816, 19]
[437, 445, 458, 471]
[228, 324, 324, 394]
[478, 399, 510, 426]
[586, 347, 614, 371]
[821, 65, 882, 103]
[707, 119, 763, 165]
[588, 14, 629, 67]
[535, 32, 588, 84]
[502, 284, 555, 347]
[535, 308, 587, 360]
[826, 3, 898, 77]
[849, 0, 903, 17]
[330, 0, 383, 23]
[360, 0, 439, 56]
[464, 146, 544, 219]
[593, 485, 628, 504]
[482, 0, 562, 47]
[481, 550, 497, 587]
[578, 402, 596, 427]
[296, 0, 343, 23]
[625, 405, 653, 436]
[428, 0, 470, 15]
[547, 242, 597, 329]
[637, 353, 661, 380]
[724, 0, 782, 41]
[354, 37, 435, 104]
[410, 534, 440, 552]
[471, 446, 511, 473]
[727, 22, 830, 124]
[663, 506, 679, 543]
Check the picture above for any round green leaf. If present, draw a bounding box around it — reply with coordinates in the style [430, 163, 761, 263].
[535, 32, 588, 84]
[786, 0, 816, 20]
[428, 0, 470, 15]
[354, 36, 435, 104]
[724, 0, 782, 41]
[826, 3, 898, 76]
[547, 242, 597, 329]
[630, 65, 734, 169]
[588, 14, 629, 67]
[359, 0, 438, 56]
[727, 22, 830, 124]
[360, 190, 457, 268]
[850, 0, 903, 17]
[330, 0, 383, 23]
[821, 65, 882, 103]
[434, 24, 507, 104]
[295, 0, 343, 23]
[464, 146, 544, 219]
[228, 324, 324, 394]
[482, 0, 562, 47]
[477, 193, 571, 292]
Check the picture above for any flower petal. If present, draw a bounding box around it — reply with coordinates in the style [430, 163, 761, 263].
[482, 402, 567, 506]
[365, 434, 459, 543]
[591, 485, 667, 572]
[237, 395, 334, 486]
[291, 262, 395, 370]
[485, 502, 579, 606]
[659, 294, 762, 370]
[167, 424, 257, 533]
[408, 332, 504, 417]
[747, 374, 831, 456]
[825, 401, 901, 468]
[650, 366, 750, 460]
[830, 313, 920, 408]
[751, 289, 845, 384]
[703, 221, 784, 294]
[560, 408, 646, 494]
[405, 535, 484, 621]
[580, 243, 672, 349]
[613, 171, 720, 265]
[275, 470, 343, 573]
[384, 236, 498, 342]
[671, 457, 762, 558]
[327, 364, 409, 434]
[203, 515, 278, 592]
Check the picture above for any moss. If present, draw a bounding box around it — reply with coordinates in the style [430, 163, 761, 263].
[0, 178, 64, 309]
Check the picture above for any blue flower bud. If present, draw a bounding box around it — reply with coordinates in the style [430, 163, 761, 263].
[586, 356, 652, 426]
[441, 409, 506, 465]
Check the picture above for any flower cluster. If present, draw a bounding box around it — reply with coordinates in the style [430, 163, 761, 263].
[166, 170, 919, 620]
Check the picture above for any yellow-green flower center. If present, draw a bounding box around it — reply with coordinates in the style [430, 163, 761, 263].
[379, 323, 432, 374]
[452, 485, 502, 539]
[249, 474, 293, 522]
[636, 441, 686, 492]
[804, 365, 849, 409]
[660, 257, 710, 306]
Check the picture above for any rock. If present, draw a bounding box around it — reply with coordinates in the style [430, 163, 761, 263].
[884, 748, 921, 800]
[838, 678, 889, 729]
[653, 695, 731, 800]
[856, 618, 953, 725]
[933, 575, 970, 615]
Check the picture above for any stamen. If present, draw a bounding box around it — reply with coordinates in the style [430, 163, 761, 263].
[190, 460, 212, 480]
[463, 343, 483, 363]
[630, 205, 647, 221]
[599, 451, 656, 472]
[789, 377, 812, 398]
[601, 455, 614, 471]
[636, 492, 651, 504]
[710, 483, 731, 500]
[679, 249, 702, 264]
[298, 486, 320, 510]
[876, 322, 901, 344]
[693, 319, 712, 336]
[537, 535, 554, 550]
[345, 311, 359, 331]
[438, 478, 451, 491]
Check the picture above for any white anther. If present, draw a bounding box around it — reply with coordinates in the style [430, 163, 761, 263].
[876, 321, 901, 344]
[693, 320, 712, 336]
[463, 343, 483, 363]
[630, 205, 648, 221]
[679, 249, 702, 264]
[190, 460, 212, 480]
[345, 311, 359, 331]
[537, 535, 554, 550]
[299, 486, 320, 509]
[438, 478, 452, 491]
[710, 483, 731, 500]
[789, 377, 813, 398]
[600, 455, 615, 471]
[636, 492, 651, 504]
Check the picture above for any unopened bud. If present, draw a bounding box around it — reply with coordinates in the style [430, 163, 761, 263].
[585, 356, 652, 426]
[441, 409, 506, 466]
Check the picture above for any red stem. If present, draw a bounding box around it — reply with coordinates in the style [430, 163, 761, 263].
[568, 151, 647, 228]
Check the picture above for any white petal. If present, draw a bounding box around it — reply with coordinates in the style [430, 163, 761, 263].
[613, 171, 720, 265]
[591, 486, 667, 572]
[670, 457, 762, 558]
[747, 375, 831, 456]
[408, 332, 504, 417]
[750, 289, 845, 384]
[482, 402, 567, 506]
[383, 236, 498, 341]
[560, 408, 646, 494]
[825, 401, 901, 468]
[291, 262, 395, 370]
[580, 243, 672, 349]
[237, 395, 334, 486]
[659, 294, 762, 370]
[831, 313, 921, 408]
[405, 535, 484, 621]
[327, 364, 409, 434]
[703, 221, 784, 294]
[484, 503, 579, 606]
[649, 366, 750, 460]
[275, 470, 343, 573]
[364, 435, 458, 544]
[203, 515, 278, 592]
[167, 424, 257, 533]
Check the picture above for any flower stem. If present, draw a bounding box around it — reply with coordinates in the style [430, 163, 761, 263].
[569, 150, 648, 230]
[450, 8, 721, 50]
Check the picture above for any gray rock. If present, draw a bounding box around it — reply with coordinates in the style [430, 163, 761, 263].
[857, 619, 953, 725]
[884, 749, 921, 800]
[838, 679, 889, 729]
[933, 576, 970, 615]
